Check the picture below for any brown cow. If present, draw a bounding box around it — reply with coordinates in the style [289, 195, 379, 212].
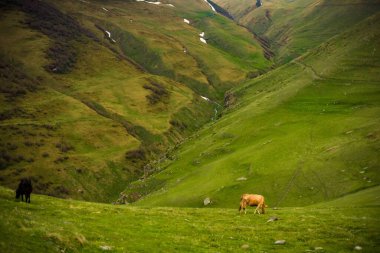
[239, 194, 266, 214]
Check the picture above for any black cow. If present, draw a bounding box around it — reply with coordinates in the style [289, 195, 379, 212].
[16, 178, 33, 203]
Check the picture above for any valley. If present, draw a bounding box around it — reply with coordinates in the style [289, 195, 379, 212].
[0, 0, 379, 252]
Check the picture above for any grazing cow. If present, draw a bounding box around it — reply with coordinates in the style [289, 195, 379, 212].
[239, 194, 266, 214]
[16, 178, 33, 203]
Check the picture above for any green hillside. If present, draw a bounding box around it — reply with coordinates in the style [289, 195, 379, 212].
[0, 186, 379, 252]
[0, 0, 269, 201]
[213, 0, 380, 64]
[131, 12, 380, 208]
[0, 1, 379, 252]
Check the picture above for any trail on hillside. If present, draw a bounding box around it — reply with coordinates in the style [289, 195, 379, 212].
[294, 60, 323, 80]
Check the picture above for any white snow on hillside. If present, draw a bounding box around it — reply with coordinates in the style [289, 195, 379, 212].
[199, 32, 205, 37]
[200, 38, 207, 44]
[105, 30, 116, 43]
[102, 7, 109, 11]
[201, 96, 210, 101]
[184, 18, 190, 24]
[203, 0, 216, 12]
[136, 0, 175, 7]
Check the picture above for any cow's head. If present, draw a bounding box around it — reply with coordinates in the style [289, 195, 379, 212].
[239, 199, 247, 211]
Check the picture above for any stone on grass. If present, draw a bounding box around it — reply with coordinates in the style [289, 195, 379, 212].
[241, 244, 249, 249]
[99, 245, 112, 251]
[354, 246, 362, 251]
[203, 197, 211, 206]
[267, 216, 279, 222]
[275, 240, 286, 245]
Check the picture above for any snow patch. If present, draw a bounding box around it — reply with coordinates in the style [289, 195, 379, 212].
[102, 7, 109, 11]
[200, 37, 207, 44]
[203, 0, 216, 12]
[199, 32, 205, 37]
[147, 1, 161, 5]
[136, 0, 175, 7]
[201, 96, 210, 101]
[105, 30, 116, 43]
[183, 18, 190, 24]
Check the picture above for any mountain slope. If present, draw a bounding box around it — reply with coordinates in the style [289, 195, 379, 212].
[0, 0, 269, 201]
[130, 12, 380, 208]
[213, 0, 380, 64]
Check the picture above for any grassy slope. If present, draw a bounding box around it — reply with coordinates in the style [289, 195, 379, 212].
[0, 186, 379, 252]
[131, 12, 380, 208]
[214, 0, 380, 64]
[53, 0, 271, 97]
[0, 0, 269, 201]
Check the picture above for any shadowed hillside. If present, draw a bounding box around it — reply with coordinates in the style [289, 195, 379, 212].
[0, 0, 269, 201]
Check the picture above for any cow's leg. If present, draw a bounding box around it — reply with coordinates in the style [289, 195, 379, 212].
[257, 204, 262, 214]
[21, 194, 24, 202]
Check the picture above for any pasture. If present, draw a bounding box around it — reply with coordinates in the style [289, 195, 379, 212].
[0, 186, 379, 252]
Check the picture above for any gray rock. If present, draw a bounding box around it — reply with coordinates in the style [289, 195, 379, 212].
[275, 240, 286, 245]
[267, 216, 279, 222]
[203, 197, 211, 206]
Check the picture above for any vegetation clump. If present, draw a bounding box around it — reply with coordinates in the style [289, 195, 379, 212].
[125, 148, 146, 162]
[143, 80, 169, 105]
[15, 0, 97, 73]
[0, 55, 40, 100]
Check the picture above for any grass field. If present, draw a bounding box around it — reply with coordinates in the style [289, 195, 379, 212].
[0, 186, 379, 252]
